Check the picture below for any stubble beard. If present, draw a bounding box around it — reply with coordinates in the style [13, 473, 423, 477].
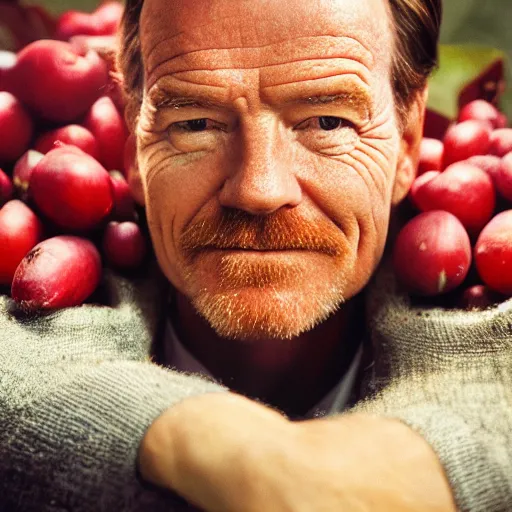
[180, 209, 354, 341]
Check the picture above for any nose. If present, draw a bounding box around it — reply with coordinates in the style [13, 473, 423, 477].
[218, 118, 302, 215]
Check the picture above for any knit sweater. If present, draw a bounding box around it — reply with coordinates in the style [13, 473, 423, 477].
[1, 264, 511, 511]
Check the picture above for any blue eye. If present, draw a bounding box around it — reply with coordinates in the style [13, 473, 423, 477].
[318, 116, 343, 130]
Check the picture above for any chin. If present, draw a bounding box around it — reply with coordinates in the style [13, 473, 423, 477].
[186, 251, 352, 341]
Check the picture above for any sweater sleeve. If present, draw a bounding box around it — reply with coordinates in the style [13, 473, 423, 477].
[0, 269, 226, 512]
[351, 266, 512, 512]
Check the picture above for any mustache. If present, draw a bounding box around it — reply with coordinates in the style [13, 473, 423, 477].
[180, 208, 346, 259]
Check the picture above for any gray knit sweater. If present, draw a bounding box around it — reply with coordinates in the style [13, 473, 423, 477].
[1, 264, 511, 511]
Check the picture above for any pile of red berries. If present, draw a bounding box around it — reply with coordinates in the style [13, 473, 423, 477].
[0, 4, 148, 312]
[394, 100, 512, 309]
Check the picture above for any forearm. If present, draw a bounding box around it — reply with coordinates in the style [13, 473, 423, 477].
[139, 393, 456, 512]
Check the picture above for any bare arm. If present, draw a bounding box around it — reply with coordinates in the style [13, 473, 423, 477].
[139, 393, 456, 512]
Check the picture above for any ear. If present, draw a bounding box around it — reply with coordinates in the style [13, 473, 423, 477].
[125, 133, 146, 206]
[392, 86, 429, 206]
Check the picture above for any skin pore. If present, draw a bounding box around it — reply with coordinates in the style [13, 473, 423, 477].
[134, 0, 419, 415]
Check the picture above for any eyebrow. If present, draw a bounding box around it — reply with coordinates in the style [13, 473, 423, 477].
[148, 86, 226, 111]
[148, 84, 373, 120]
[282, 90, 373, 120]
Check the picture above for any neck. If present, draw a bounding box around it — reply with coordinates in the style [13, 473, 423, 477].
[169, 293, 364, 417]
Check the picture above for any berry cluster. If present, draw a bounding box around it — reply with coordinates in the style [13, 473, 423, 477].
[394, 100, 512, 309]
[0, 4, 148, 312]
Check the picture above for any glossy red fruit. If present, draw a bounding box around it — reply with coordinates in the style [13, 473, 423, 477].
[495, 153, 512, 202]
[12, 150, 44, 201]
[459, 284, 501, 310]
[0, 50, 16, 91]
[465, 155, 501, 184]
[442, 120, 492, 169]
[34, 124, 99, 159]
[0, 200, 43, 286]
[418, 138, 443, 175]
[393, 211, 472, 296]
[7, 40, 108, 123]
[0, 92, 33, 162]
[109, 170, 136, 221]
[68, 35, 125, 112]
[458, 100, 503, 129]
[55, 11, 103, 41]
[11, 236, 102, 311]
[0, 169, 13, 205]
[410, 161, 495, 235]
[30, 147, 113, 230]
[409, 170, 439, 209]
[103, 221, 147, 270]
[489, 128, 512, 158]
[93, 2, 123, 34]
[475, 210, 512, 295]
[84, 96, 128, 172]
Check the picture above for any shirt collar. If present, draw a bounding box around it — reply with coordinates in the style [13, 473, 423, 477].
[163, 318, 362, 419]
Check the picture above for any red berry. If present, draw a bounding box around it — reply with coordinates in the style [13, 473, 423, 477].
[410, 161, 495, 235]
[12, 236, 102, 311]
[0, 200, 43, 286]
[103, 221, 147, 270]
[393, 210, 471, 296]
[0, 50, 17, 92]
[0, 92, 33, 163]
[109, 170, 136, 221]
[55, 11, 103, 41]
[12, 150, 44, 201]
[465, 155, 501, 184]
[0, 168, 13, 206]
[495, 153, 512, 202]
[7, 40, 108, 123]
[30, 147, 113, 230]
[489, 128, 512, 158]
[418, 138, 443, 175]
[475, 210, 512, 295]
[458, 100, 502, 129]
[459, 284, 500, 310]
[84, 96, 128, 172]
[34, 124, 99, 160]
[93, 2, 123, 34]
[442, 120, 492, 169]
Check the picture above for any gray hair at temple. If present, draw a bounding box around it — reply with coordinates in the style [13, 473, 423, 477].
[118, 0, 442, 128]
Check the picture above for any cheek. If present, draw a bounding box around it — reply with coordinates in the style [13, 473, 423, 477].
[297, 129, 399, 287]
[137, 131, 228, 287]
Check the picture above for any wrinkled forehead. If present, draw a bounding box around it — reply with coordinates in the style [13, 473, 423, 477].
[140, 0, 394, 86]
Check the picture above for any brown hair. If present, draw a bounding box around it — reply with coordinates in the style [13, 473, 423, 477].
[118, 0, 442, 127]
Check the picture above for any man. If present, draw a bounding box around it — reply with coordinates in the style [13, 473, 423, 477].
[1, 0, 511, 510]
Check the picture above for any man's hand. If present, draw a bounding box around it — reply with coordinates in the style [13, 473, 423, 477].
[138, 393, 456, 512]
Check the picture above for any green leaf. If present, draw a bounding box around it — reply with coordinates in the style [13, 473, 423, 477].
[428, 44, 506, 120]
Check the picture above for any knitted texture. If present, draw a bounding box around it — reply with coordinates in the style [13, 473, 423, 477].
[1, 263, 512, 511]
[352, 265, 512, 512]
[0, 268, 225, 512]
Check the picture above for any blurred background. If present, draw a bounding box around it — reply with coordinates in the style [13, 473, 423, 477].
[441, 0, 512, 117]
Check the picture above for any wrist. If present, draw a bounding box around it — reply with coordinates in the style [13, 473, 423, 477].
[137, 392, 292, 507]
[294, 413, 457, 511]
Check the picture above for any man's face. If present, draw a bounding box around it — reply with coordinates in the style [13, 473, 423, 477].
[136, 0, 415, 340]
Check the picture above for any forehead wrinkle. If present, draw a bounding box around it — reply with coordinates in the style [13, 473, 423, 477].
[145, 35, 374, 83]
[147, 57, 371, 93]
